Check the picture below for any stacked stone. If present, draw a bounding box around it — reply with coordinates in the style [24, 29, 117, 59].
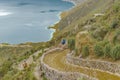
[67, 53, 120, 76]
[41, 48, 97, 80]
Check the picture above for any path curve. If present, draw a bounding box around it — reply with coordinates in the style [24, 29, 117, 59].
[42, 48, 120, 80]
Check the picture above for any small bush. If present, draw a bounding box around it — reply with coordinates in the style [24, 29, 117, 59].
[82, 45, 89, 57]
[91, 27, 108, 41]
[32, 55, 36, 61]
[104, 43, 112, 57]
[42, 48, 44, 53]
[94, 44, 104, 57]
[113, 2, 120, 13]
[77, 78, 86, 80]
[113, 30, 120, 44]
[0, 61, 12, 77]
[68, 38, 75, 51]
[97, 40, 109, 47]
[110, 20, 118, 29]
[43, 76, 47, 80]
[75, 48, 79, 56]
[36, 52, 43, 59]
[111, 45, 120, 60]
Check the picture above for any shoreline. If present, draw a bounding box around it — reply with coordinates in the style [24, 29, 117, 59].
[62, 0, 86, 5]
[1, 0, 78, 45]
[47, 0, 86, 44]
[49, 0, 76, 41]
[62, 0, 76, 5]
[50, 0, 85, 40]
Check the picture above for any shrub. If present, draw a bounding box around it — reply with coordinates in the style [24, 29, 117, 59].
[82, 45, 89, 57]
[42, 48, 44, 53]
[0, 61, 12, 77]
[32, 55, 36, 61]
[68, 38, 75, 51]
[43, 75, 47, 80]
[19, 64, 37, 80]
[113, 30, 120, 44]
[97, 40, 109, 47]
[110, 20, 118, 29]
[75, 48, 79, 56]
[36, 52, 43, 59]
[2, 69, 19, 80]
[77, 78, 86, 80]
[111, 45, 120, 60]
[94, 44, 104, 57]
[91, 27, 108, 41]
[113, 2, 120, 13]
[104, 43, 112, 57]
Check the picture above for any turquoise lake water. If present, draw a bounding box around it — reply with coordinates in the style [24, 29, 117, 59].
[0, 0, 73, 44]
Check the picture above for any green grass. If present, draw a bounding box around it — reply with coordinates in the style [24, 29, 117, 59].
[52, 0, 115, 43]
[51, 0, 120, 61]
[0, 42, 48, 80]
[2, 64, 37, 80]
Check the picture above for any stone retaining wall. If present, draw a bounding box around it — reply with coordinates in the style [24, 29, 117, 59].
[41, 48, 97, 80]
[67, 53, 120, 75]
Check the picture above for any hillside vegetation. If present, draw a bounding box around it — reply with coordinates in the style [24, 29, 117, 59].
[1, 0, 120, 80]
[0, 42, 49, 80]
[51, 0, 120, 61]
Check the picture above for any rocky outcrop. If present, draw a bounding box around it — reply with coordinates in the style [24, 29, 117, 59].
[67, 53, 120, 76]
[41, 48, 98, 80]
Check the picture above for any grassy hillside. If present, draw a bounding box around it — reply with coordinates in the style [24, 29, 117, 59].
[0, 42, 49, 80]
[1, 0, 120, 79]
[52, 0, 120, 61]
[52, 0, 115, 43]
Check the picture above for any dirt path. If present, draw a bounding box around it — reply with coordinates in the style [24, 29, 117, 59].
[34, 59, 43, 80]
[17, 50, 41, 70]
[12, 50, 43, 80]
[43, 49, 120, 80]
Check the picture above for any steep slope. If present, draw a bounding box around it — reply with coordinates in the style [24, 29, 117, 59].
[52, 0, 116, 43]
[51, 0, 120, 60]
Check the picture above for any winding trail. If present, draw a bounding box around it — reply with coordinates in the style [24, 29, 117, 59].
[12, 50, 43, 80]
[17, 50, 41, 70]
[34, 59, 43, 80]
[43, 49, 120, 80]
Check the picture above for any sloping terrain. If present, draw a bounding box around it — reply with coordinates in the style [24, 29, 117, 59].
[51, 0, 120, 61]
[0, 42, 47, 80]
[43, 0, 120, 80]
[52, 0, 118, 44]
[43, 49, 120, 80]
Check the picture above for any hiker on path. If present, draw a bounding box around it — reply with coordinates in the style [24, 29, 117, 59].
[23, 61, 28, 69]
